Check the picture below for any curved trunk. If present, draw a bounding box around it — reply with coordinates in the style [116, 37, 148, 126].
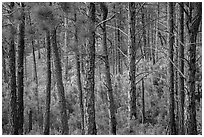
[51, 29, 69, 135]
[74, 9, 85, 135]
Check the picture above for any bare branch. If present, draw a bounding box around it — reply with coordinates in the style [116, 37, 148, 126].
[106, 24, 128, 37]
[95, 13, 116, 29]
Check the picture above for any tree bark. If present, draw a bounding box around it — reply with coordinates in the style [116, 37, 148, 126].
[8, 2, 18, 135]
[100, 2, 117, 135]
[73, 9, 85, 135]
[64, 16, 69, 81]
[128, 2, 137, 132]
[167, 2, 176, 135]
[44, 30, 51, 135]
[186, 2, 202, 135]
[178, 2, 185, 135]
[17, 2, 25, 134]
[84, 2, 97, 135]
[28, 12, 40, 130]
[28, 109, 32, 132]
[51, 28, 69, 135]
[141, 78, 145, 124]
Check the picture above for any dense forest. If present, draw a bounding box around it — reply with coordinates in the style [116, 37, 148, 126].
[2, 2, 202, 135]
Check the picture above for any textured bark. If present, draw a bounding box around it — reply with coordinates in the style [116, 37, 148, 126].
[186, 2, 202, 135]
[74, 9, 85, 135]
[151, 12, 156, 64]
[44, 30, 51, 135]
[141, 8, 147, 59]
[113, 3, 117, 75]
[141, 78, 145, 124]
[64, 16, 69, 81]
[141, 7, 146, 124]
[167, 2, 176, 135]
[51, 29, 69, 135]
[128, 2, 137, 132]
[100, 2, 117, 135]
[2, 46, 8, 83]
[117, 3, 123, 75]
[28, 109, 32, 132]
[178, 2, 185, 135]
[84, 2, 97, 135]
[28, 12, 40, 130]
[8, 2, 18, 135]
[17, 3, 25, 134]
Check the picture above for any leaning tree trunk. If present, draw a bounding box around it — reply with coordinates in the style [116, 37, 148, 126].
[73, 9, 85, 135]
[44, 30, 52, 135]
[178, 2, 185, 135]
[17, 2, 25, 135]
[128, 2, 137, 133]
[186, 2, 202, 135]
[8, 2, 18, 135]
[167, 2, 176, 135]
[84, 2, 97, 135]
[51, 28, 69, 135]
[28, 12, 40, 130]
[100, 2, 117, 135]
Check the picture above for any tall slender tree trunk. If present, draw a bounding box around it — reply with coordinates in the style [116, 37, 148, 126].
[141, 7, 147, 59]
[178, 2, 185, 135]
[64, 16, 69, 81]
[51, 28, 69, 134]
[167, 2, 176, 135]
[44, 30, 51, 135]
[141, 78, 145, 124]
[186, 2, 202, 135]
[8, 2, 18, 135]
[117, 3, 123, 75]
[141, 6, 146, 124]
[17, 2, 25, 134]
[100, 2, 117, 135]
[73, 9, 85, 135]
[24, 54, 27, 80]
[84, 3, 97, 135]
[128, 2, 137, 133]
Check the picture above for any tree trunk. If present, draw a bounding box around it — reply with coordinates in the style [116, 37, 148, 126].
[141, 7, 147, 59]
[17, 2, 25, 134]
[44, 30, 51, 135]
[128, 2, 137, 133]
[178, 2, 185, 135]
[51, 28, 69, 135]
[141, 78, 145, 124]
[186, 2, 202, 135]
[38, 42, 41, 59]
[73, 9, 85, 135]
[100, 2, 117, 135]
[167, 2, 176, 135]
[8, 2, 18, 135]
[84, 2, 97, 135]
[28, 109, 32, 132]
[64, 16, 69, 81]
[32, 40, 40, 129]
